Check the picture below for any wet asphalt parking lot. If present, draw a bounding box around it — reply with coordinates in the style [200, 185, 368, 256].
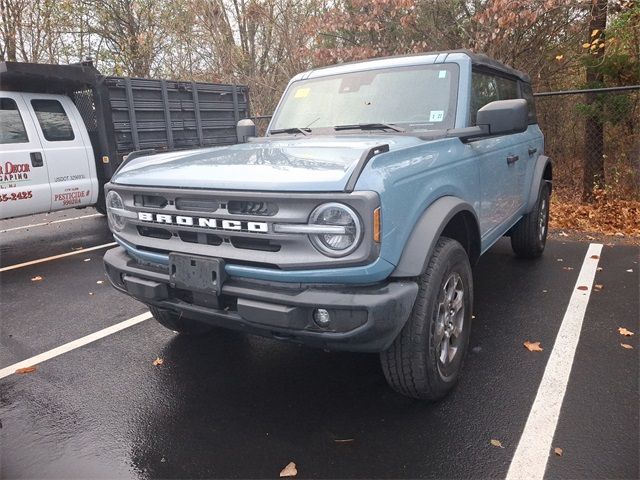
[0, 209, 638, 479]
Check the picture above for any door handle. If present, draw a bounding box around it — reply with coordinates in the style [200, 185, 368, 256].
[506, 154, 519, 165]
[528, 147, 538, 156]
[30, 152, 43, 167]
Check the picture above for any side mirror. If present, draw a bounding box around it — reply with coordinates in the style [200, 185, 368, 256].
[236, 119, 256, 143]
[477, 99, 528, 136]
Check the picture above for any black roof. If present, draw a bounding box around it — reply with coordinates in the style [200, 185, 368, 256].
[460, 50, 530, 83]
[308, 49, 531, 83]
[0, 61, 101, 94]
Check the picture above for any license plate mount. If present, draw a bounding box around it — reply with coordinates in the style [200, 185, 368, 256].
[169, 253, 226, 295]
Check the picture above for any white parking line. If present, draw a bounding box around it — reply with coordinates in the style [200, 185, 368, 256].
[0, 242, 117, 273]
[506, 243, 603, 480]
[0, 312, 152, 380]
[0, 213, 102, 233]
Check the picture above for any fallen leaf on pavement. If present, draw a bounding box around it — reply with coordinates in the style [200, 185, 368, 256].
[524, 341, 543, 352]
[577, 285, 589, 291]
[15, 366, 37, 374]
[618, 327, 634, 336]
[593, 284, 603, 291]
[621, 343, 633, 349]
[554, 447, 563, 456]
[152, 357, 164, 366]
[280, 462, 297, 477]
[490, 439, 504, 448]
[30, 276, 43, 282]
[334, 438, 355, 444]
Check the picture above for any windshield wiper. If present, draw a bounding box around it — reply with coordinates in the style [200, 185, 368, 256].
[334, 123, 405, 133]
[269, 127, 311, 136]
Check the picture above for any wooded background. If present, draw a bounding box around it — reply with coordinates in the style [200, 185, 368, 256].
[1, 0, 638, 202]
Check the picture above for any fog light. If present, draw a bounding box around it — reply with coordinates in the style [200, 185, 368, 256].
[313, 308, 331, 328]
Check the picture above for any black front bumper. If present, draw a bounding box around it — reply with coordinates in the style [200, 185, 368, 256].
[104, 247, 418, 352]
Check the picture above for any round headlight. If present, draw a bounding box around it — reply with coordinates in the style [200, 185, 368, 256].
[106, 190, 126, 231]
[309, 203, 362, 257]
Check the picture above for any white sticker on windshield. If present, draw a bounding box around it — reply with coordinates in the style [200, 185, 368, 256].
[438, 70, 447, 79]
[429, 110, 445, 122]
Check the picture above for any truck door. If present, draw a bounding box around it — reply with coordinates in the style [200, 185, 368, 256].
[22, 93, 96, 211]
[468, 71, 527, 238]
[0, 93, 51, 219]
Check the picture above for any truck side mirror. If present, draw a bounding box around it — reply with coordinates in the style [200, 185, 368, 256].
[236, 119, 256, 143]
[477, 99, 528, 136]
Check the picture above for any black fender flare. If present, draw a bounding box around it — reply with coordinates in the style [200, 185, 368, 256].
[391, 196, 480, 277]
[526, 155, 552, 213]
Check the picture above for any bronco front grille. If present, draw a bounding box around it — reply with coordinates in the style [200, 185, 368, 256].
[109, 185, 380, 270]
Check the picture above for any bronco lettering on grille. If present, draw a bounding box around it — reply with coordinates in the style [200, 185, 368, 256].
[137, 212, 268, 233]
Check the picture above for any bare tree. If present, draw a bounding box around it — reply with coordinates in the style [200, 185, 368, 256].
[81, 0, 174, 76]
[0, 0, 27, 61]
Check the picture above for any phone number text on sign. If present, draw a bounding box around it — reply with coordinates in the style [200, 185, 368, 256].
[0, 191, 33, 202]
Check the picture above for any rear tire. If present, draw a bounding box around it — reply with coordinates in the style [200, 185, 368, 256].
[380, 237, 473, 400]
[149, 306, 215, 335]
[511, 181, 550, 258]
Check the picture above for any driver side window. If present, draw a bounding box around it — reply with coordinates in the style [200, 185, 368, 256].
[470, 71, 519, 125]
[470, 72, 498, 126]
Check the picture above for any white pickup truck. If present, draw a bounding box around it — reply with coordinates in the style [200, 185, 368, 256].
[1, 91, 101, 218]
[0, 61, 250, 220]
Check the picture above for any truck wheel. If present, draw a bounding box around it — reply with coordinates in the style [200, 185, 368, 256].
[149, 306, 215, 335]
[510, 181, 550, 258]
[380, 237, 473, 400]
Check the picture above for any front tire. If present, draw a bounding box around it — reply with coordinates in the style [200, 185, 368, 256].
[511, 181, 550, 258]
[149, 306, 216, 335]
[380, 237, 473, 400]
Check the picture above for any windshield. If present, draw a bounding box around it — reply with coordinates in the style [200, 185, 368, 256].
[270, 63, 459, 133]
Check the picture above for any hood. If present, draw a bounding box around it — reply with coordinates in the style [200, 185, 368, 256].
[112, 135, 425, 191]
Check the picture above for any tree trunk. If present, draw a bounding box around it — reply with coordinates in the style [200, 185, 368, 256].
[582, 0, 608, 202]
[0, 0, 19, 61]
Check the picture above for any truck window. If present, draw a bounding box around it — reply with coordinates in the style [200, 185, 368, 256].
[270, 64, 460, 131]
[0, 98, 29, 144]
[470, 72, 518, 125]
[496, 76, 518, 100]
[520, 82, 538, 124]
[470, 72, 498, 125]
[30, 99, 75, 142]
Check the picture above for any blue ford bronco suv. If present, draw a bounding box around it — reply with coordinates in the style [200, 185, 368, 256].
[103, 50, 551, 400]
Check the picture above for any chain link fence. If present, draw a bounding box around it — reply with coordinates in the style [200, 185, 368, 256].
[252, 86, 640, 202]
[535, 86, 640, 202]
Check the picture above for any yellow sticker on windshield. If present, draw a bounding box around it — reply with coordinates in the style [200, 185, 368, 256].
[294, 87, 310, 98]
